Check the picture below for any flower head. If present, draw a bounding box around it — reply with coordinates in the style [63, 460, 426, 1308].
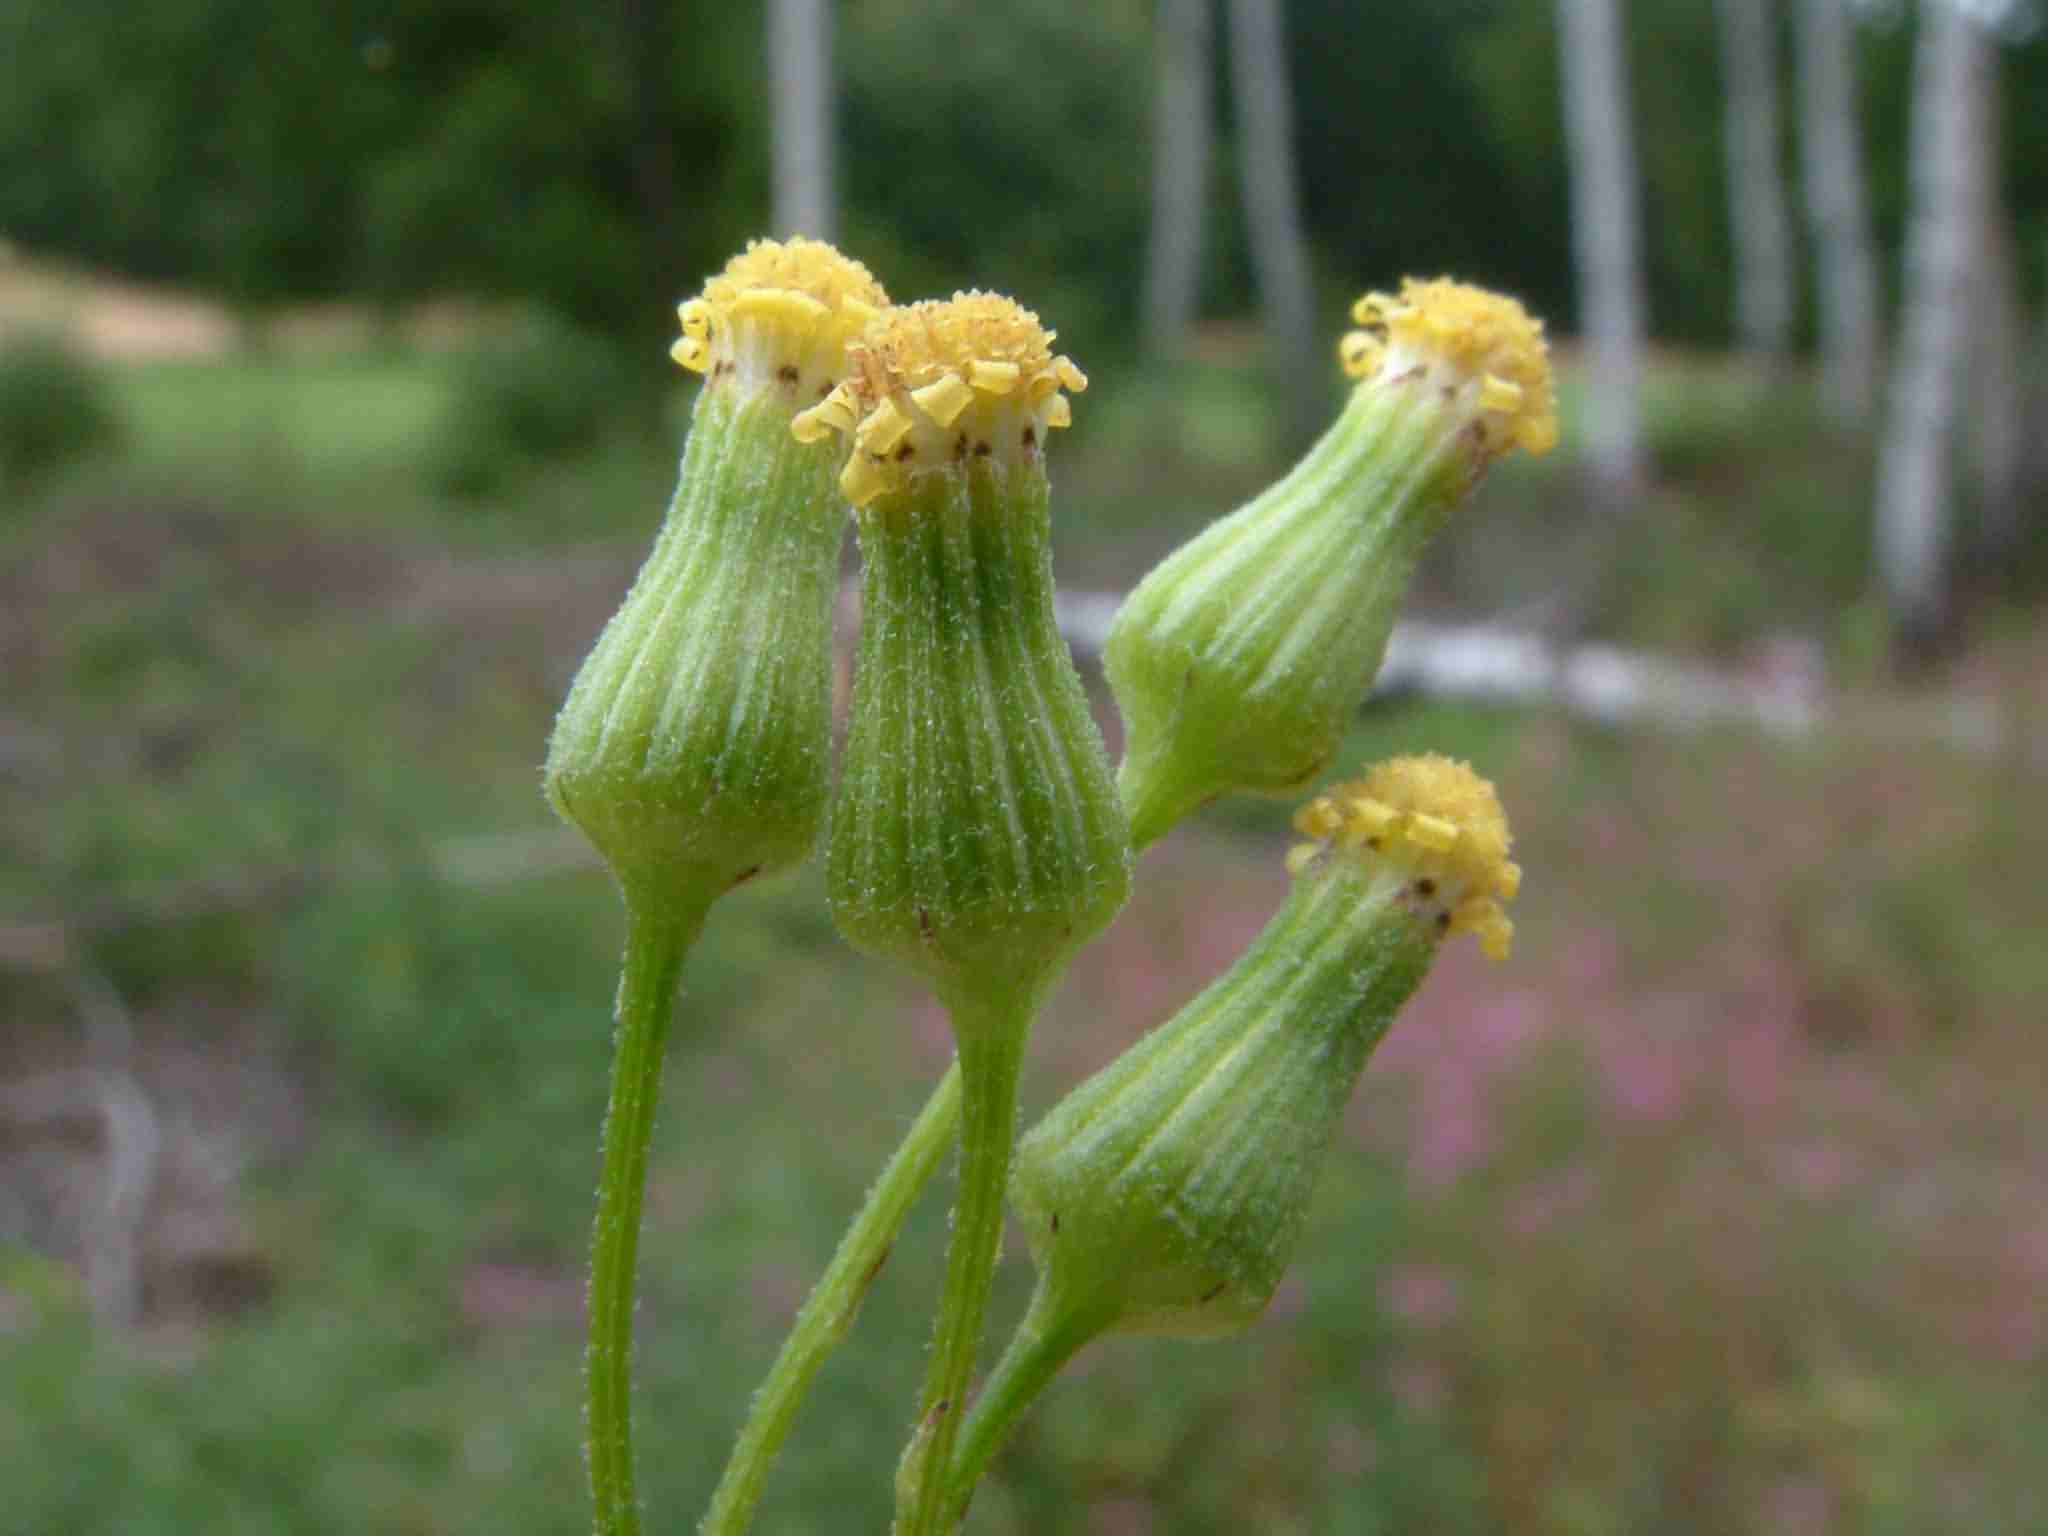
[1338, 277, 1558, 461]
[671, 237, 889, 400]
[793, 291, 1087, 507]
[1288, 754, 1519, 960]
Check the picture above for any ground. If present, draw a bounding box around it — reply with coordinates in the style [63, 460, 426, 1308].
[2, 267, 2046, 1533]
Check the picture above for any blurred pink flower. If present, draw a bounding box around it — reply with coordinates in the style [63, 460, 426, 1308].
[1382, 1262, 1463, 1327]
[1410, 1070, 1491, 1190]
[1388, 1357, 1450, 1419]
[1775, 1139, 1857, 1201]
[1723, 1006, 1794, 1113]
[1598, 1031, 1691, 1124]
[1506, 1164, 1599, 1237]
[1761, 1476, 1835, 1534]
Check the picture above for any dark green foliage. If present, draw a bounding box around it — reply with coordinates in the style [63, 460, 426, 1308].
[0, 333, 123, 491]
[13, 0, 2036, 354]
[839, 0, 1151, 358]
[0, 0, 760, 331]
[426, 315, 634, 497]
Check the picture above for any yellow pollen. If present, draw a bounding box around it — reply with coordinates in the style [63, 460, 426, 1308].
[1290, 754, 1520, 961]
[792, 290, 1086, 508]
[671, 237, 887, 379]
[1337, 277, 1557, 460]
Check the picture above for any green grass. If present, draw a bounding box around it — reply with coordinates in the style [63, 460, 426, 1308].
[4, 343, 2047, 1533]
[119, 353, 454, 482]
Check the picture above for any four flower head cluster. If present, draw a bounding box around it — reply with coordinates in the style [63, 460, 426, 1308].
[542, 238, 1554, 1536]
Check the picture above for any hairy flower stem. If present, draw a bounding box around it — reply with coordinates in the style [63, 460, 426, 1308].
[944, 1281, 1107, 1522]
[895, 997, 1033, 1536]
[701, 1064, 964, 1536]
[586, 892, 709, 1536]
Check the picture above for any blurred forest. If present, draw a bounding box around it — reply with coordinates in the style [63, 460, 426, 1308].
[4, 0, 2044, 351]
[5, 2, 2048, 1535]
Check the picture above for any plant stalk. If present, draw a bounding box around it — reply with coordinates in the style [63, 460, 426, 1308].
[586, 892, 708, 1536]
[894, 1001, 1030, 1536]
[944, 1281, 1104, 1523]
[701, 1064, 964, 1536]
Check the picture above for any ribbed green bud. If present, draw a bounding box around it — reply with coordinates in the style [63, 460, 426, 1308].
[544, 239, 888, 908]
[818, 295, 1128, 1017]
[1108, 278, 1556, 848]
[939, 757, 1521, 1515]
[1013, 852, 1432, 1338]
[805, 294, 1127, 1536]
[1013, 755, 1519, 1337]
[548, 241, 891, 1536]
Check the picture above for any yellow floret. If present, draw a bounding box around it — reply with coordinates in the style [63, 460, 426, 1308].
[1337, 277, 1558, 460]
[791, 291, 1086, 508]
[1289, 754, 1520, 961]
[670, 237, 887, 390]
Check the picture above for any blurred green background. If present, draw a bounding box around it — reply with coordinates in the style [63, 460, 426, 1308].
[5, 2, 2048, 1533]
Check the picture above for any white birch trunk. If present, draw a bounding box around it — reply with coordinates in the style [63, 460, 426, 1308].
[1226, 0, 1320, 433]
[1795, 0, 1882, 424]
[1971, 69, 2024, 562]
[1556, 0, 1648, 501]
[1874, 1, 1990, 651]
[768, 0, 835, 240]
[2032, 302, 2048, 495]
[1717, 0, 1796, 366]
[1145, 0, 1213, 358]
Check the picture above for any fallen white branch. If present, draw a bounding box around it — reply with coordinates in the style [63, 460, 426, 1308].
[1054, 592, 2007, 755]
[0, 593, 2017, 965]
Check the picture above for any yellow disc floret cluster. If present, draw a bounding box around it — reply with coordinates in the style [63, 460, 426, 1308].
[671, 237, 889, 399]
[1287, 754, 1520, 961]
[793, 291, 1087, 508]
[1338, 277, 1558, 461]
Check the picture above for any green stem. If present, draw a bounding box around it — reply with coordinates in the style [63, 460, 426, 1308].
[895, 1002, 1031, 1536]
[700, 1064, 965, 1536]
[586, 892, 708, 1536]
[944, 1281, 1104, 1524]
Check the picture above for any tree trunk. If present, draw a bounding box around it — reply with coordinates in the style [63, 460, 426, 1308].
[1145, 0, 1212, 359]
[1795, 0, 1882, 425]
[1226, 0, 1320, 437]
[1555, 0, 1648, 503]
[2032, 302, 2048, 496]
[1971, 70, 2024, 565]
[767, 0, 835, 240]
[1874, 1, 1990, 657]
[1716, 0, 1795, 368]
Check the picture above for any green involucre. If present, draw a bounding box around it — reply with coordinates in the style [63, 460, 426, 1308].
[828, 460, 1130, 1015]
[939, 858, 1437, 1517]
[546, 381, 845, 907]
[1107, 378, 1478, 849]
[1010, 855, 1434, 1339]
